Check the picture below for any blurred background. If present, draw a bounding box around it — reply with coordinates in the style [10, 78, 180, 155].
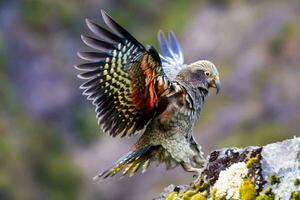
[0, 0, 300, 199]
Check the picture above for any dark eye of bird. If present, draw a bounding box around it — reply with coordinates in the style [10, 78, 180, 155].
[205, 71, 210, 76]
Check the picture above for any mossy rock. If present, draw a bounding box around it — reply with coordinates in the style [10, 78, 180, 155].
[155, 138, 300, 200]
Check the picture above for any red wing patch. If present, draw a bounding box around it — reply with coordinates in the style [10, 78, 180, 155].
[131, 54, 159, 115]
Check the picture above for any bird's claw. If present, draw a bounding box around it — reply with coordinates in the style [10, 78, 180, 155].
[192, 168, 205, 185]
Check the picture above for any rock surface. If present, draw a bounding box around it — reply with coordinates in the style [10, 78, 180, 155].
[154, 138, 300, 200]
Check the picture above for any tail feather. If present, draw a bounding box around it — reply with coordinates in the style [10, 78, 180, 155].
[141, 159, 151, 173]
[93, 146, 152, 180]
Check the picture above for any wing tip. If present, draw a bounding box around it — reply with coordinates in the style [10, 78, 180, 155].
[101, 9, 112, 26]
[76, 52, 84, 60]
[80, 35, 91, 48]
[85, 18, 95, 31]
[73, 63, 81, 71]
[100, 9, 107, 17]
[92, 175, 100, 181]
[168, 31, 176, 40]
[77, 74, 85, 79]
[80, 34, 86, 42]
[85, 18, 91, 25]
[92, 171, 107, 182]
[158, 29, 166, 41]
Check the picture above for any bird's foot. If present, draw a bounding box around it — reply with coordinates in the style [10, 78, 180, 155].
[193, 169, 203, 185]
[181, 162, 205, 184]
[192, 168, 205, 185]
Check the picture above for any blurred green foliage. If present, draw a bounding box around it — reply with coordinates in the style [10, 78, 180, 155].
[268, 20, 299, 57]
[0, 65, 84, 199]
[216, 121, 291, 148]
[75, 108, 101, 145]
[0, 113, 84, 200]
[21, 0, 80, 32]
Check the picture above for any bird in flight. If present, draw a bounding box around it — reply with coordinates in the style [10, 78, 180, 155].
[75, 10, 221, 180]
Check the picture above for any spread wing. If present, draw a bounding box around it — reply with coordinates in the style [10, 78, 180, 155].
[158, 31, 186, 80]
[75, 10, 169, 137]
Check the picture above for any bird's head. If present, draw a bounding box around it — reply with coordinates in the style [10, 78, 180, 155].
[176, 60, 221, 94]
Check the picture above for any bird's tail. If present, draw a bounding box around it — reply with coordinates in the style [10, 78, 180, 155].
[93, 146, 153, 180]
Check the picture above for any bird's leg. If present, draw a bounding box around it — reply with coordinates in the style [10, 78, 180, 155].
[180, 162, 205, 184]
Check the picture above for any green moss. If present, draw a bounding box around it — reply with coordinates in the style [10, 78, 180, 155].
[246, 155, 260, 169]
[239, 178, 257, 200]
[256, 188, 275, 200]
[291, 191, 300, 200]
[269, 175, 280, 185]
[294, 179, 300, 186]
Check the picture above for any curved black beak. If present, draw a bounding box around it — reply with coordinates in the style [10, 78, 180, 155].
[207, 77, 221, 94]
[215, 79, 221, 94]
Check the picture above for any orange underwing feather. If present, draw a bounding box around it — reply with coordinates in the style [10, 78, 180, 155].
[131, 54, 158, 113]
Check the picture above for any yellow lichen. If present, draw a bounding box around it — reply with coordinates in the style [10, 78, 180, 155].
[211, 188, 225, 200]
[165, 180, 211, 200]
[256, 188, 275, 200]
[246, 155, 260, 169]
[239, 178, 257, 200]
[269, 175, 280, 185]
[256, 194, 274, 200]
[166, 191, 178, 200]
[182, 190, 198, 200]
[192, 181, 210, 192]
[294, 179, 300, 186]
[211, 188, 217, 199]
[291, 190, 300, 200]
[190, 193, 207, 200]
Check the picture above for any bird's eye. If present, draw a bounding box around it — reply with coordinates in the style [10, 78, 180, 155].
[205, 71, 211, 76]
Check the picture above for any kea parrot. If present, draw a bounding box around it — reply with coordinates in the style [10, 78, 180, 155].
[75, 10, 221, 180]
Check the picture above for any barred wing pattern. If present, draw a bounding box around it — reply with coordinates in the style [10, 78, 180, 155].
[158, 31, 186, 80]
[75, 11, 168, 137]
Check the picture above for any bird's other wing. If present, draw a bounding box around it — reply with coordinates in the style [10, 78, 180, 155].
[158, 31, 186, 80]
[75, 10, 170, 137]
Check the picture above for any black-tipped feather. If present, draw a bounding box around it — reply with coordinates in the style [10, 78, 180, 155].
[75, 62, 105, 71]
[86, 18, 124, 44]
[93, 146, 153, 180]
[77, 52, 110, 62]
[83, 84, 102, 95]
[78, 69, 102, 79]
[81, 35, 115, 52]
[92, 93, 106, 104]
[76, 10, 167, 138]
[100, 10, 144, 49]
[80, 77, 100, 89]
